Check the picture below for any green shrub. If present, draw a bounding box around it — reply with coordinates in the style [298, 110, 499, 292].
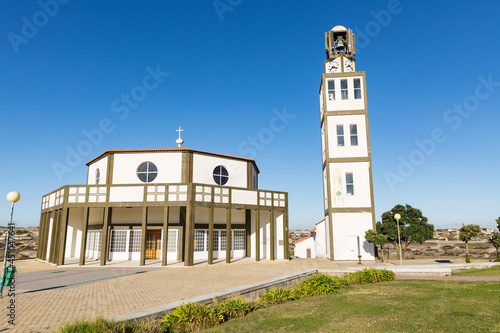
[216, 299, 258, 320]
[343, 268, 395, 285]
[58, 317, 164, 332]
[161, 299, 258, 332]
[465, 254, 471, 263]
[294, 274, 348, 297]
[259, 287, 297, 305]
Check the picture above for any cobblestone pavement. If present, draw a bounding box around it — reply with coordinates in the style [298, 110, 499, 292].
[0, 259, 343, 332]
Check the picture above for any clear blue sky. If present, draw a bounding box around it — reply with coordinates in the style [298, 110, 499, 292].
[1, 0, 499, 230]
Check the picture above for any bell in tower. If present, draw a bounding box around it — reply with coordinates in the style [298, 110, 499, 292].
[325, 25, 356, 59]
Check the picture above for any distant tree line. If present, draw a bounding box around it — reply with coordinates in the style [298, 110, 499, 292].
[367, 206, 500, 263]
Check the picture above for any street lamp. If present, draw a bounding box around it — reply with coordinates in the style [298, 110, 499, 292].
[394, 213, 403, 266]
[1, 191, 21, 297]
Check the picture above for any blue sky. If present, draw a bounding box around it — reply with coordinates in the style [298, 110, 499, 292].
[1, 0, 499, 230]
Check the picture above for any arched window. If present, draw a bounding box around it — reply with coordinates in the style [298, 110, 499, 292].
[95, 169, 100, 185]
[137, 162, 158, 183]
[213, 166, 229, 185]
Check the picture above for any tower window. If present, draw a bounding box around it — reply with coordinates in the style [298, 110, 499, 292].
[213, 166, 229, 186]
[354, 78, 362, 99]
[327, 80, 335, 101]
[346, 173, 354, 195]
[336, 125, 344, 146]
[341, 79, 348, 100]
[350, 124, 358, 146]
[137, 162, 158, 183]
[95, 169, 100, 185]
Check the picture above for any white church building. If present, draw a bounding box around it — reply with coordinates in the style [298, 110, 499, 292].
[36, 132, 289, 266]
[37, 24, 379, 265]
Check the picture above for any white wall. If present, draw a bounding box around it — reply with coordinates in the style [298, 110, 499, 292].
[109, 186, 143, 202]
[329, 162, 371, 208]
[321, 123, 326, 165]
[192, 154, 248, 188]
[112, 152, 182, 184]
[251, 166, 258, 189]
[87, 156, 108, 185]
[275, 212, 284, 260]
[325, 215, 331, 259]
[212, 207, 246, 225]
[45, 217, 53, 260]
[259, 210, 270, 260]
[325, 76, 365, 111]
[294, 237, 316, 258]
[327, 115, 368, 158]
[88, 207, 104, 225]
[332, 212, 375, 260]
[315, 219, 327, 257]
[65, 208, 84, 258]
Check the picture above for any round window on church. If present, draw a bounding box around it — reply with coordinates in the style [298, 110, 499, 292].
[213, 166, 229, 186]
[137, 162, 158, 183]
[95, 169, 100, 185]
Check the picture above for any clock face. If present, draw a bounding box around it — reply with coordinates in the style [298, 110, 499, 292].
[326, 59, 340, 73]
[344, 58, 354, 72]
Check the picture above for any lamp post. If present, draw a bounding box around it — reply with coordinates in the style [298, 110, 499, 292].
[394, 213, 403, 266]
[1, 191, 21, 297]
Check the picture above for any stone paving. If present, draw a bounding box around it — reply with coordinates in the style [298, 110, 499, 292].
[0, 258, 497, 332]
[0, 258, 344, 332]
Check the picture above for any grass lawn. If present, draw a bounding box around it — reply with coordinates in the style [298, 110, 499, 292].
[452, 265, 500, 276]
[205, 280, 500, 332]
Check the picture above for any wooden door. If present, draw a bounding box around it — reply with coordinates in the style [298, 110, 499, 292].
[146, 231, 162, 259]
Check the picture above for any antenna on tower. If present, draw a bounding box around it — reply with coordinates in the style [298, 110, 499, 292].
[176, 126, 184, 147]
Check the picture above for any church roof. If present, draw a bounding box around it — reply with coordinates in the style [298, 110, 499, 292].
[86, 147, 260, 173]
[293, 236, 312, 245]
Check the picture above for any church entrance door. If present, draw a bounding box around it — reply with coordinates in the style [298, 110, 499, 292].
[146, 230, 162, 259]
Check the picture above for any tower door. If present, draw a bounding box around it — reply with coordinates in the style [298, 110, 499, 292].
[146, 230, 162, 259]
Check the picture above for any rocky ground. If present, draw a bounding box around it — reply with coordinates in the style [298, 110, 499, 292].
[290, 227, 499, 260]
[0, 226, 38, 259]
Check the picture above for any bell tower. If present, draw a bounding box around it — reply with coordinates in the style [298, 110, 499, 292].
[319, 25, 376, 260]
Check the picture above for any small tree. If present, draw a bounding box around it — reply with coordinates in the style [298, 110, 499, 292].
[489, 233, 500, 262]
[377, 204, 434, 259]
[488, 218, 500, 262]
[459, 224, 481, 263]
[365, 229, 389, 261]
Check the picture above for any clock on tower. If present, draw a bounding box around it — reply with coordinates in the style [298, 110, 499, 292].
[319, 25, 376, 261]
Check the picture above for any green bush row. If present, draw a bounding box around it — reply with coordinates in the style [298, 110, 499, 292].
[162, 268, 395, 331]
[160, 299, 258, 332]
[57, 268, 395, 333]
[260, 268, 395, 306]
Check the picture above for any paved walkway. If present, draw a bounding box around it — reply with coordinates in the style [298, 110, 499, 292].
[0, 258, 498, 332]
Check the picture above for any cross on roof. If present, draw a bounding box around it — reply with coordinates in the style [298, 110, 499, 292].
[176, 126, 184, 147]
[176, 126, 183, 139]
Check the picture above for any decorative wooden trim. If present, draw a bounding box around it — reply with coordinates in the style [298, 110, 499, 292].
[270, 208, 275, 261]
[161, 206, 169, 266]
[255, 208, 260, 261]
[100, 207, 110, 266]
[57, 207, 69, 265]
[245, 209, 251, 258]
[79, 207, 89, 266]
[139, 206, 148, 266]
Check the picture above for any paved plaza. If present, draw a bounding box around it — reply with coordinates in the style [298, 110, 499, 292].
[0, 258, 497, 332]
